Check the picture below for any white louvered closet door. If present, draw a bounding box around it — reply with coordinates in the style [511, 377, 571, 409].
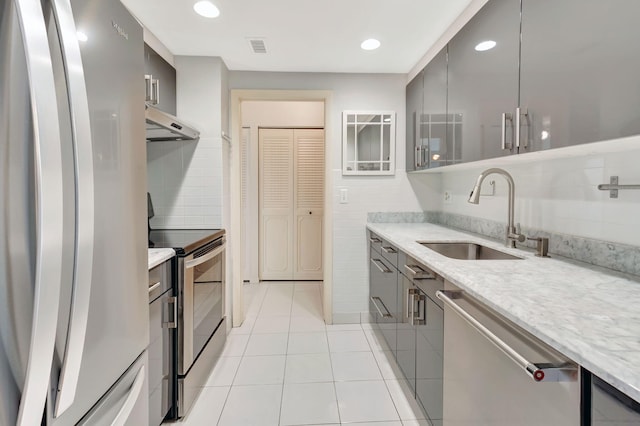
[259, 128, 324, 280]
[293, 129, 324, 280]
[259, 129, 294, 279]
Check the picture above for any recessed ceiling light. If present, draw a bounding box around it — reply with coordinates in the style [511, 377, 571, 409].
[475, 40, 496, 51]
[361, 39, 381, 51]
[76, 31, 88, 42]
[193, 1, 220, 18]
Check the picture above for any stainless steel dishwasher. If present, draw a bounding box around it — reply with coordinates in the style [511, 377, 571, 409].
[438, 283, 580, 425]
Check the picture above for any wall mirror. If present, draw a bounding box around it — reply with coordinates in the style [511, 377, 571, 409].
[342, 111, 396, 175]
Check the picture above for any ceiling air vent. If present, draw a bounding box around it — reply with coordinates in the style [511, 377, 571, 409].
[248, 38, 267, 54]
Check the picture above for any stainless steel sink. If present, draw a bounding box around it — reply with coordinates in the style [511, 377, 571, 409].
[419, 242, 523, 260]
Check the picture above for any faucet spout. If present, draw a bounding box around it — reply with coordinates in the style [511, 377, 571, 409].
[467, 168, 525, 248]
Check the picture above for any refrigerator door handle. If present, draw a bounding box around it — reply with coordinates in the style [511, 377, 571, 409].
[111, 365, 145, 426]
[49, 0, 96, 417]
[13, 0, 66, 425]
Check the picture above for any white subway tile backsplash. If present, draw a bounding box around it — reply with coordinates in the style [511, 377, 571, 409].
[184, 216, 205, 226]
[164, 216, 186, 227]
[147, 136, 223, 229]
[433, 144, 640, 247]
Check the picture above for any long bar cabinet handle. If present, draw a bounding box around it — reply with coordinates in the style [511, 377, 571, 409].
[436, 290, 577, 383]
[371, 258, 391, 274]
[501, 112, 513, 150]
[370, 297, 393, 318]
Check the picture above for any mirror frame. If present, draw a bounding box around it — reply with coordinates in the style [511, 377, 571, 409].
[342, 110, 396, 176]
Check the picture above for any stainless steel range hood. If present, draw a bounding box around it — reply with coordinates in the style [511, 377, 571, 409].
[145, 104, 200, 142]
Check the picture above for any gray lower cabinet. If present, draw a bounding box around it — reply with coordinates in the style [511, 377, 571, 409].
[447, 0, 520, 163]
[397, 272, 417, 393]
[368, 231, 399, 354]
[519, 0, 640, 152]
[415, 281, 444, 426]
[586, 372, 640, 425]
[396, 255, 445, 425]
[369, 252, 398, 353]
[149, 260, 175, 425]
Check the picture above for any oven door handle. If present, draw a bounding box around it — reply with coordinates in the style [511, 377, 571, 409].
[184, 244, 225, 269]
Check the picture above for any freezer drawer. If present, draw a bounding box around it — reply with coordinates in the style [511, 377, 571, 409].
[77, 351, 148, 426]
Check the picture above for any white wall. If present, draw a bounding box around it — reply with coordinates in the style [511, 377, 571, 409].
[241, 101, 325, 284]
[229, 72, 440, 322]
[420, 137, 640, 247]
[147, 56, 228, 229]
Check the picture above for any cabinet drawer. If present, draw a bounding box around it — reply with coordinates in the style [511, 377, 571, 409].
[149, 259, 172, 302]
[379, 240, 398, 268]
[368, 230, 383, 254]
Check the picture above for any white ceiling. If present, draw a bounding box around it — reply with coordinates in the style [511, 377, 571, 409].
[120, 0, 473, 73]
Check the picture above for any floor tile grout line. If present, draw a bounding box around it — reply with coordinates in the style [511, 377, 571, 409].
[278, 283, 293, 426]
[212, 384, 232, 426]
[369, 331, 409, 424]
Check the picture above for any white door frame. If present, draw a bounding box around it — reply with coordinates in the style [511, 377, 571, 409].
[230, 90, 333, 327]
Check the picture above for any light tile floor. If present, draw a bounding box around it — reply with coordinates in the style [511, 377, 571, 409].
[173, 281, 428, 426]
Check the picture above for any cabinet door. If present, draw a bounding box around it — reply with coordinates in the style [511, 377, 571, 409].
[520, 0, 640, 152]
[397, 276, 416, 394]
[421, 47, 449, 169]
[447, 0, 521, 162]
[144, 44, 176, 115]
[406, 71, 423, 171]
[416, 292, 443, 425]
[590, 374, 640, 425]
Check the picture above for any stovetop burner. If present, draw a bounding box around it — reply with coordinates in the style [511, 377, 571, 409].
[148, 229, 225, 256]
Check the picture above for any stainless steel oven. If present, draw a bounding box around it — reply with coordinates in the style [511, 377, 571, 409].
[147, 227, 227, 419]
[178, 236, 225, 373]
[176, 234, 226, 417]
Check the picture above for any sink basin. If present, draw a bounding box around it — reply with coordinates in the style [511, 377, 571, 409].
[419, 242, 523, 260]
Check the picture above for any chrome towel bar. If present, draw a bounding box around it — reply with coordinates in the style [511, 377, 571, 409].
[598, 176, 640, 198]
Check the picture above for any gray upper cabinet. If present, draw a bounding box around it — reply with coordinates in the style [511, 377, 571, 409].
[144, 44, 176, 115]
[406, 70, 423, 171]
[447, 0, 520, 163]
[421, 47, 449, 169]
[407, 0, 640, 170]
[406, 47, 448, 171]
[519, 0, 640, 152]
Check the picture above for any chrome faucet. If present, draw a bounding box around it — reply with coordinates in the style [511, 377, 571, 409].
[468, 168, 526, 248]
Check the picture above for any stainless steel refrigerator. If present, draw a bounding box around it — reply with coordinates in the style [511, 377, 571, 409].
[0, 0, 149, 424]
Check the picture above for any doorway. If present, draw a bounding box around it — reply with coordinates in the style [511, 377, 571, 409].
[227, 89, 332, 327]
[230, 93, 333, 327]
[259, 128, 324, 281]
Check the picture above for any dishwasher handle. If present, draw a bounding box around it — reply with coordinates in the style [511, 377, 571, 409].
[436, 290, 577, 383]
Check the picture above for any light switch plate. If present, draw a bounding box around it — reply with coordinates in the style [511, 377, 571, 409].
[340, 188, 348, 204]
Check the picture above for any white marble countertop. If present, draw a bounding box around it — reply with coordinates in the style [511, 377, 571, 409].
[367, 222, 640, 402]
[148, 248, 175, 270]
